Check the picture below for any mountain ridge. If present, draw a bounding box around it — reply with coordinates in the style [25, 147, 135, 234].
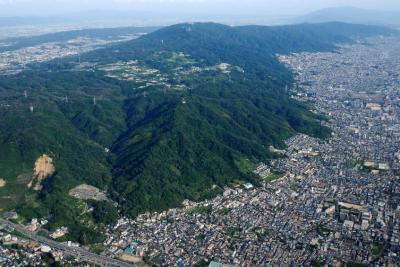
[0, 22, 395, 238]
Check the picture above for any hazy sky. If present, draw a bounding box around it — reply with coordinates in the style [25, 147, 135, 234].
[0, 0, 400, 16]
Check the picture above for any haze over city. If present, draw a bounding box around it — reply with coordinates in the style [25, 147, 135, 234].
[0, 0, 399, 17]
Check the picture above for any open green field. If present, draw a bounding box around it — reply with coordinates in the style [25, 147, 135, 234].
[265, 172, 283, 182]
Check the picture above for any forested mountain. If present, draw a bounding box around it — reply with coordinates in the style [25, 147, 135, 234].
[0, 22, 395, 241]
[78, 22, 393, 82]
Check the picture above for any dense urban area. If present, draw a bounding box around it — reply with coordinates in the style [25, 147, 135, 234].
[1, 31, 400, 267]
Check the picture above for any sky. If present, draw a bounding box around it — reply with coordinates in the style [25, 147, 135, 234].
[0, 0, 400, 17]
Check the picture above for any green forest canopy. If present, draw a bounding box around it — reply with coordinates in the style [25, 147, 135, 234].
[0, 22, 395, 235]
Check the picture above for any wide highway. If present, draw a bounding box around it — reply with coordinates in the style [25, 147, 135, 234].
[0, 218, 135, 267]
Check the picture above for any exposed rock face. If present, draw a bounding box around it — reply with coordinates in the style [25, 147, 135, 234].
[69, 184, 108, 201]
[29, 154, 55, 190]
[0, 178, 6, 187]
[34, 154, 55, 180]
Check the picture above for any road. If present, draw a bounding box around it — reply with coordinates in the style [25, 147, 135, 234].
[0, 218, 134, 267]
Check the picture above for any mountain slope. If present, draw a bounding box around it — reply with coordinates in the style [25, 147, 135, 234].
[75, 22, 394, 83]
[110, 70, 327, 215]
[0, 71, 130, 233]
[86, 22, 391, 216]
[0, 22, 394, 224]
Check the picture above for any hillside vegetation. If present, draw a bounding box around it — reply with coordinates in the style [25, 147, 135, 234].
[0, 22, 394, 233]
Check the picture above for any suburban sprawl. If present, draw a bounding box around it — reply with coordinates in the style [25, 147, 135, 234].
[0, 32, 145, 75]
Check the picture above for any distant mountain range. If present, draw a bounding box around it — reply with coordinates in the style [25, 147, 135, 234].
[297, 6, 400, 26]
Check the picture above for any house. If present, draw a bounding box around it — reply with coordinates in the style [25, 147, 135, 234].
[243, 182, 254, 190]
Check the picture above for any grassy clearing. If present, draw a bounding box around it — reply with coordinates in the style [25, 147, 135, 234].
[218, 208, 232, 215]
[317, 225, 331, 237]
[265, 172, 283, 183]
[190, 205, 212, 215]
[167, 52, 197, 66]
[372, 243, 382, 255]
[346, 159, 363, 170]
[235, 158, 256, 174]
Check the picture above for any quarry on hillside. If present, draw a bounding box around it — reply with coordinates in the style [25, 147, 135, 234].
[69, 184, 109, 201]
